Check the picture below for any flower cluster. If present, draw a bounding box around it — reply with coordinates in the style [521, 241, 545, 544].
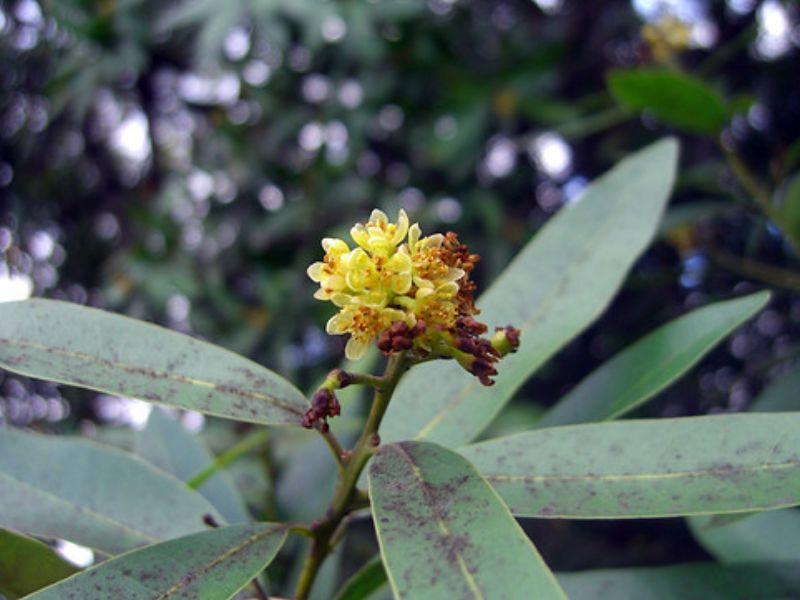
[641, 14, 691, 63]
[308, 209, 520, 386]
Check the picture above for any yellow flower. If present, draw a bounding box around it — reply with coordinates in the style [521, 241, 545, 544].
[309, 208, 486, 362]
[641, 15, 691, 63]
[308, 209, 420, 359]
[350, 209, 409, 256]
[309, 207, 519, 386]
[307, 237, 351, 301]
[326, 303, 407, 360]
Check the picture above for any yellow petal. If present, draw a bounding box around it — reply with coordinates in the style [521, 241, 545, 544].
[391, 272, 412, 295]
[387, 251, 412, 274]
[368, 238, 394, 256]
[350, 224, 370, 249]
[444, 267, 465, 282]
[437, 281, 459, 296]
[348, 247, 372, 269]
[369, 209, 388, 226]
[326, 274, 346, 292]
[322, 237, 350, 254]
[330, 292, 354, 307]
[419, 233, 444, 249]
[383, 307, 407, 323]
[307, 262, 325, 282]
[326, 311, 352, 335]
[414, 276, 435, 290]
[345, 336, 370, 360]
[408, 223, 421, 249]
[416, 287, 434, 300]
[392, 209, 409, 245]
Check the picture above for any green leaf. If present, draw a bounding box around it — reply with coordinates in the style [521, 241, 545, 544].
[608, 68, 730, 133]
[369, 441, 566, 600]
[333, 557, 389, 600]
[689, 509, 800, 563]
[0, 428, 222, 555]
[381, 138, 679, 447]
[25, 523, 287, 600]
[557, 561, 800, 599]
[781, 173, 800, 239]
[0, 528, 79, 599]
[538, 291, 770, 428]
[750, 367, 800, 412]
[461, 413, 800, 518]
[136, 410, 251, 524]
[0, 299, 306, 426]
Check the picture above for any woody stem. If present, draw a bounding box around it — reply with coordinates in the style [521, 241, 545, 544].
[294, 352, 409, 600]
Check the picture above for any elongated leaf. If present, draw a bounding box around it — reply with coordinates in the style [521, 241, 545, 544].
[333, 557, 389, 600]
[608, 68, 730, 133]
[336, 560, 800, 600]
[0, 428, 221, 554]
[461, 414, 800, 518]
[749, 367, 800, 412]
[0, 299, 306, 426]
[557, 561, 800, 599]
[369, 441, 566, 600]
[0, 528, 79, 599]
[538, 292, 770, 428]
[689, 509, 800, 563]
[687, 371, 800, 559]
[136, 410, 251, 524]
[381, 138, 679, 447]
[26, 523, 287, 600]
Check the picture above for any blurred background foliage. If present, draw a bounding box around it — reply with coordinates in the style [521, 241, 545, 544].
[1, 0, 800, 588]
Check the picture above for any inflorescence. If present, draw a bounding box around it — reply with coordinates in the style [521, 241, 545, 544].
[304, 209, 520, 429]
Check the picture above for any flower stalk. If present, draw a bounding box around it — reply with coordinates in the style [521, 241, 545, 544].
[294, 209, 520, 598]
[294, 352, 409, 600]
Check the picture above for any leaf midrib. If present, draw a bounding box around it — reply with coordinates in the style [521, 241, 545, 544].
[0, 337, 304, 417]
[393, 445, 486, 600]
[0, 471, 158, 549]
[154, 525, 285, 599]
[483, 458, 800, 483]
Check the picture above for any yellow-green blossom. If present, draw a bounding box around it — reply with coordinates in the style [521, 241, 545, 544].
[308, 208, 466, 359]
[641, 15, 692, 63]
[308, 208, 513, 371]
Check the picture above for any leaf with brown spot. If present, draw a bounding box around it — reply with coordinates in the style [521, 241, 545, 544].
[0, 299, 306, 426]
[24, 523, 287, 600]
[558, 560, 800, 599]
[461, 414, 800, 519]
[369, 441, 566, 600]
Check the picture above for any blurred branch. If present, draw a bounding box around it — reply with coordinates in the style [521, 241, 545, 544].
[187, 429, 270, 489]
[707, 245, 800, 291]
[696, 22, 757, 76]
[557, 105, 632, 140]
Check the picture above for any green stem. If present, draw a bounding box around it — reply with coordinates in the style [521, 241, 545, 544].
[319, 427, 346, 471]
[556, 105, 632, 141]
[720, 143, 800, 256]
[707, 245, 800, 291]
[294, 352, 409, 600]
[186, 429, 270, 490]
[721, 145, 775, 218]
[346, 371, 387, 388]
